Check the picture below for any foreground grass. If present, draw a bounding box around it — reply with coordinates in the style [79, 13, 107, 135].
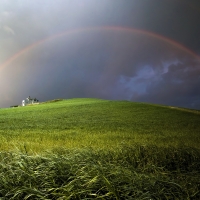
[0, 146, 200, 199]
[0, 98, 200, 199]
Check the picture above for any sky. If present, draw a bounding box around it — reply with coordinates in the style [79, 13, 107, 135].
[0, 0, 200, 109]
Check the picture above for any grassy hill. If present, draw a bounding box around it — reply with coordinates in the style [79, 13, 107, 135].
[0, 98, 200, 199]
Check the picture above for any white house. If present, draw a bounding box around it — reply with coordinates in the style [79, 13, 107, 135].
[22, 96, 39, 106]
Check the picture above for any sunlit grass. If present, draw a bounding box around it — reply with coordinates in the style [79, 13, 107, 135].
[0, 129, 200, 154]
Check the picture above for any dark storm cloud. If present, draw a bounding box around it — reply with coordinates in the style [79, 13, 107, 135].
[133, 60, 200, 109]
[0, 0, 200, 109]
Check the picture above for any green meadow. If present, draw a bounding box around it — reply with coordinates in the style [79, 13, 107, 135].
[0, 98, 200, 199]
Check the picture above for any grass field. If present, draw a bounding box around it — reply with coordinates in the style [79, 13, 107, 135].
[0, 98, 200, 199]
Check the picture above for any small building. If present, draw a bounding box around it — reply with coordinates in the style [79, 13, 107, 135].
[22, 96, 39, 106]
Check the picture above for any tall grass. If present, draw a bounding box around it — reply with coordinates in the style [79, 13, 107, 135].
[0, 146, 199, 199]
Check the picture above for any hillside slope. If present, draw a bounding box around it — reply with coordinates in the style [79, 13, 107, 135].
[0, 98, 199, 152]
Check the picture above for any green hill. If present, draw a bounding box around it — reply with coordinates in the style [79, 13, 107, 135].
[0, 98, 200, 199]
[0, 98, 199, 152]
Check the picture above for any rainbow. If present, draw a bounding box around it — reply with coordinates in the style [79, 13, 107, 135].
[0, 26, 199, 71]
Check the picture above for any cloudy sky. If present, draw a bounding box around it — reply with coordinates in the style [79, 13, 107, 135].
[0, 0, 200, 109]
